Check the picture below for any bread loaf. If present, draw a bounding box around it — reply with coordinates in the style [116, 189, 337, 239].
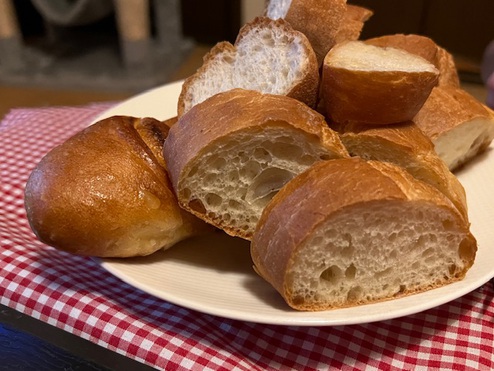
[177, 17, 319, 117]
[251, 158, 477, 311]
[336, 121, 469, 221]
[24, 116, 209, 257]
[413, 86, 494, 171]
[265, 0, 348, 65]
[164, 89, 349, 240]
[365, 34, 460, 87]
[321, 41, 439, 125]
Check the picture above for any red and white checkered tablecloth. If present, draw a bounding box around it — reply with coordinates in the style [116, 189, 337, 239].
[1, 104, 493, 370]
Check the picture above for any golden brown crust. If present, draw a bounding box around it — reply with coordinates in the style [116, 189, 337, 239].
[321, 43, 439, 125]
[251, 158, 476, 310]
[414, 86, 492, 140]
[283, 0, 347, 65]
[337, 121, 469, 221]
[334, 4, 373, 44]
[164, 89, 349, 238]
[24, 116, 207, 258]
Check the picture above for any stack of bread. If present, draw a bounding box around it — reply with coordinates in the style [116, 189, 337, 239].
[25, 0, 494, 311]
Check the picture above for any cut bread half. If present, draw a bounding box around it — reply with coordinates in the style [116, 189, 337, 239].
[251, 158, 477, 311]
[365, 34, 460, 87]
[321, 41, 439, 125]
[164, 89, 349, 240]
[336, 121, 469, 221]
[177, 17, 319, 117]
[265, 0, 347, 65]
[24, 116, 209, 258]
[413, 86, 494, 171]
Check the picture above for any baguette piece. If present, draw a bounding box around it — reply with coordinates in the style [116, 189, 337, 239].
[164, 89, 349, 240]
[413, 86, 494, 171]
[177, 17, 319, 117]
[334, 4, 373, 44]
[337, 121, 468, 221]
[365, 34, 460, 87]
[24, 116, 209, 258]
[265, 0, 347, 65]
[251, 158, 477, 311]
[321, 41, 439, 125]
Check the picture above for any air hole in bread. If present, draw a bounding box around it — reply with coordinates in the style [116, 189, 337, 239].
[347, 286, 363, 303]
[375, 267, 393, 280]
[188, 199, 206, 214]
[245, 167, 295, 205]
[345, 264, 357, 279]
[205, 193, 222, 207]
[253, 147, 272, 162]
[320, 265, 343, 284]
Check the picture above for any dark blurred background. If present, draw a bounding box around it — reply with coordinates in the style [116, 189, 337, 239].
[0, 0, 492, 118]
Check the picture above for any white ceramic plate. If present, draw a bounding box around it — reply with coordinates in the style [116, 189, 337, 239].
[97, 81, 494, 326]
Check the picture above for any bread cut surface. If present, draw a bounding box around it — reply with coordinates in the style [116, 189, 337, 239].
[365, 33, 460, 87]
[337, 121, 469, 221]
[321, 41, 439, 125]
[177, 17, 319, 117]
[413, 86, 494, 170]
[164, 89, 349, 240]
[251, 158, 477, 311]
[24, 116, 208, 258]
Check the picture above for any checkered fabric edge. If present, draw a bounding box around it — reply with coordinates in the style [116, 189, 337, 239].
[1, 105, 493, 371]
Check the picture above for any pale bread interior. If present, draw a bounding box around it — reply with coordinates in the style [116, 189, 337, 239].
[287, 201, 471, 309]
[328, 41, 438, 72]
[266, 0, 293, 19]
[434, 118, 494, 170]
[179, 126, 334, 237]
[183, 23, 309, 113]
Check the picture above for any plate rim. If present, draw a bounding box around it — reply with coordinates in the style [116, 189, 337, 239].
[97, 81, 494, 326]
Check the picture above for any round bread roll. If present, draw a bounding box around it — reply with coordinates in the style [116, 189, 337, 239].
[251, 158, 477, 311]
[321, 40, 439, 125]
[25, 116, 208, 257]
[164, 88, 349, 240]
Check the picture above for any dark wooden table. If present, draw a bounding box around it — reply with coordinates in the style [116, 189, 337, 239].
[0, 304, 154, 370]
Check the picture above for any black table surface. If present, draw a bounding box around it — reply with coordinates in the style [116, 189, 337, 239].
[0, 303, 155, 370]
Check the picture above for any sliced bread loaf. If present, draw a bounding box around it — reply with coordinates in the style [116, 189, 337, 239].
[336, 121, 469, 221]
[251, 158, 477, 311]
[164, 89, 349, 240]
[177, 17, 319, 117]
[413, 86, 494, 171]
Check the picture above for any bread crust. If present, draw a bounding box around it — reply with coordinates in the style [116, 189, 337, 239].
[365, 34, 460, 87]
[177, 17, 319, 117]
[414, 86, 492, 140]
[281, 0, 347, 65]
[413, 86, 494, 170]
[321, 41, 439, 125]
[24, 116, 207, 257]
[164, 88, 349, 239]
[334, 4, 373, 44]
[251, 158, 476, 310]
[337, 121, 469, 221]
